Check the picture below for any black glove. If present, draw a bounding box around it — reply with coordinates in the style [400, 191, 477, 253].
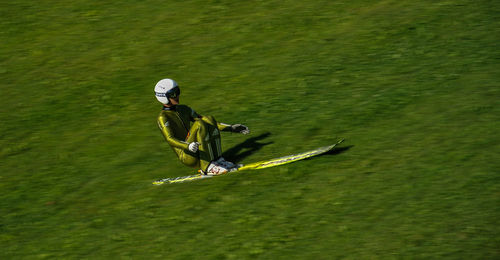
[231, 124, 250, 135]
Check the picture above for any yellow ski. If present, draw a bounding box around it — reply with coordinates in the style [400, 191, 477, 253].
[153, 139, 344, 185]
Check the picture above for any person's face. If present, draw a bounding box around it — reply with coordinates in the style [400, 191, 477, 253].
[169, 96, 179, 105]
[166, 86, 180, 105]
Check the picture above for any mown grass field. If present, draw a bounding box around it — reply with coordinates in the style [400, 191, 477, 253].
[1, 0, 499, 258]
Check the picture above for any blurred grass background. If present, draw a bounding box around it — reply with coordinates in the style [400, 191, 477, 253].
[1, 0, 499, 258]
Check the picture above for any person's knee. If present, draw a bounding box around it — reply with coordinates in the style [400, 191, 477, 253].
[204, 115, 215, 121]
[201, 115, 217, 125]
[192, 118, 207, 130]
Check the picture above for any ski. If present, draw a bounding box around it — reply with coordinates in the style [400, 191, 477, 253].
[153, 139, 344, 185]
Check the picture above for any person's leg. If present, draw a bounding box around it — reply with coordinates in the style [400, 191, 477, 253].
[200, 115, 223, 159]
[186, 116, 223, 171]
[201, 116, 241, 170]
[177, 149, 200, 169]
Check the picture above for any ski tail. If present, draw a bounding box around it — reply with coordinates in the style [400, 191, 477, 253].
[153, 174, 210, 185]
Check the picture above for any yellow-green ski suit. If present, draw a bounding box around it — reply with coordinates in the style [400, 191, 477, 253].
[157, 105, 232, 171]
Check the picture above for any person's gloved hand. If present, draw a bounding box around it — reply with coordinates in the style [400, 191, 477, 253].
[188, 142, 200, 152]
[231, 124, 250, 135]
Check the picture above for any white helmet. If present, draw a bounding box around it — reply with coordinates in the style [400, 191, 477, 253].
[154, 78, 180, 104]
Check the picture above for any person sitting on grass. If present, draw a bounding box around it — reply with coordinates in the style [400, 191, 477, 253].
[155, 78, 250, 175]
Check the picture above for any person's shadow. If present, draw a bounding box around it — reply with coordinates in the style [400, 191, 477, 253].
[223, 132, 274, 163]
[224, 133, 352, 164]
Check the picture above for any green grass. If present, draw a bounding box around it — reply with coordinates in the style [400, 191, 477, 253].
[1, 0, 499, 258]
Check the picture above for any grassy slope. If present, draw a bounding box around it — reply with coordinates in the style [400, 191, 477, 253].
[1, 0, 498, 258]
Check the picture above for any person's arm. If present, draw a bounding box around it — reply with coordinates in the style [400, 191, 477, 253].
[219, 122, 250, 134]
[158, 116, 190, 150]
[217, 122, 233, 132]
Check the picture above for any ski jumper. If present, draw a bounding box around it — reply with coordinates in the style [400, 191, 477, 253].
[157, 105, 232, 171]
